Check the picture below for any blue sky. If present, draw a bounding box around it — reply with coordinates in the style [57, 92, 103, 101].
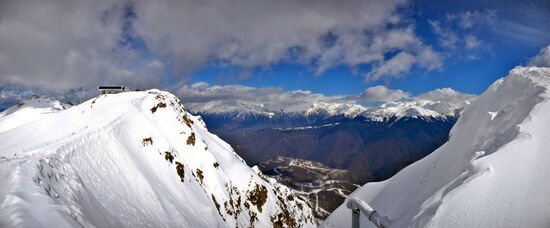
[187, 0, 550, 96]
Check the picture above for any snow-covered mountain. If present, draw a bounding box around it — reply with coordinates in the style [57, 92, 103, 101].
[304, 91, 471, 121]
[187, 88, 474, 121]
[323, 67, 550, 227]
[0, 90, 317, 227]
[0, 95, 69, 132]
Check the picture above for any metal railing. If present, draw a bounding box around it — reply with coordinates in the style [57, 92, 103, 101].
[346, 197, 390, 228]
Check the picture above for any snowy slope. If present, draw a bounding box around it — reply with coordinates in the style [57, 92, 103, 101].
[323, 67, 550, 228]
[0, 90, 316, 227]
[0, 96, 69, 133]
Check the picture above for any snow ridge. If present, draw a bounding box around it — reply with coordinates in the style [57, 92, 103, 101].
[323, 67, 550, 228]
[0, 95, 69, 132]
[0, 90, 317, 227]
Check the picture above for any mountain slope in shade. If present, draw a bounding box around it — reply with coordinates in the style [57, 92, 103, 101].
[0, 90, 316, 227]
[323, 67, 550, 228]
[258, 156, 361, 219]
[210, 115, 456, 183]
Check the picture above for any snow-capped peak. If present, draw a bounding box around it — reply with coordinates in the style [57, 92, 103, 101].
[323, 66, 550, 227]
[187, 88, 474, 121]
[305, 103, 368, 118]
[366, 101, 444, 121]
[0, 90, 317, 227]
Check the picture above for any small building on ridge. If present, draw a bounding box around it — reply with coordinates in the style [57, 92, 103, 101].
[98, 86, 127, 94]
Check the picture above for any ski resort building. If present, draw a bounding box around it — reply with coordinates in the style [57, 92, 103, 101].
[98, 86, 127, 94]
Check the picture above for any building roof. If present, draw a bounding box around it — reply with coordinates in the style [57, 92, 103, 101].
[98, 86, 124, 90]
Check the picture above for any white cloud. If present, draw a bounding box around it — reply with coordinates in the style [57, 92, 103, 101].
[417, 87, 476, 114]
[429, 20, 459, 49]
[176, 82, 347, 114]
[418, 88, 474, 105]
[528, 45, 550, 67]
[0, 80, 475, 118]
[0, 0, 443, 90]
[131, 0, 440, 81]
[464, 35, 482, 49]
[447, 10, 496, 30]
[417, 47, 443, 70]
[174, 82, 474, 117]
[429, 10, 494, 55]
[367, 52, 417, 81]
[0, 0, 164, 91]
[359, 85, 411, 102]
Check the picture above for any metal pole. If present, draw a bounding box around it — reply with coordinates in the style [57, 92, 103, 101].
[346, 197, 390, 228]
[352, 208, 360, 228]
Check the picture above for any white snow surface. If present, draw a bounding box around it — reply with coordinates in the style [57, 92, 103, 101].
[0, 90, 316, 227]
[0, 96, 69, 133]
[188, 88, 474, 120]
[323, 67, 550, 228]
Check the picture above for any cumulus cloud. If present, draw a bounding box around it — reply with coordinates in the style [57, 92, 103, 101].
[418, 88, 475, 106]
[528, 45, 550, 67]
[0, 0, 445, 90]
[366, 48, 442, 81]
[174, 82, 474, 117]
[0, 78, 475, 119]
[131, 0, 441, 81]
[367, 52, 416, 81]
[359, 85, 411, 102]
[417, 87, 475, 114]
[0, 0, 164, 91]
[176, 82, 347, 114]
[417, 48, 444, 70]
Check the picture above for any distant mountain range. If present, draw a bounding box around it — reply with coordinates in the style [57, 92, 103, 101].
[190, 89, 473, 181]
[187, 87, 474, 122]
[200, 112, 457, 183]
[186, 91, 473, 218]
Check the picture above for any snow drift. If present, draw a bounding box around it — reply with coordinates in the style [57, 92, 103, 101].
[0, 90, 316, 227]
[323, 67, 550, 227]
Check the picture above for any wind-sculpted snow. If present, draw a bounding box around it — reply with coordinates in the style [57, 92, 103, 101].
[0, 90, 317, 227]
[323, 67, 550, 227]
